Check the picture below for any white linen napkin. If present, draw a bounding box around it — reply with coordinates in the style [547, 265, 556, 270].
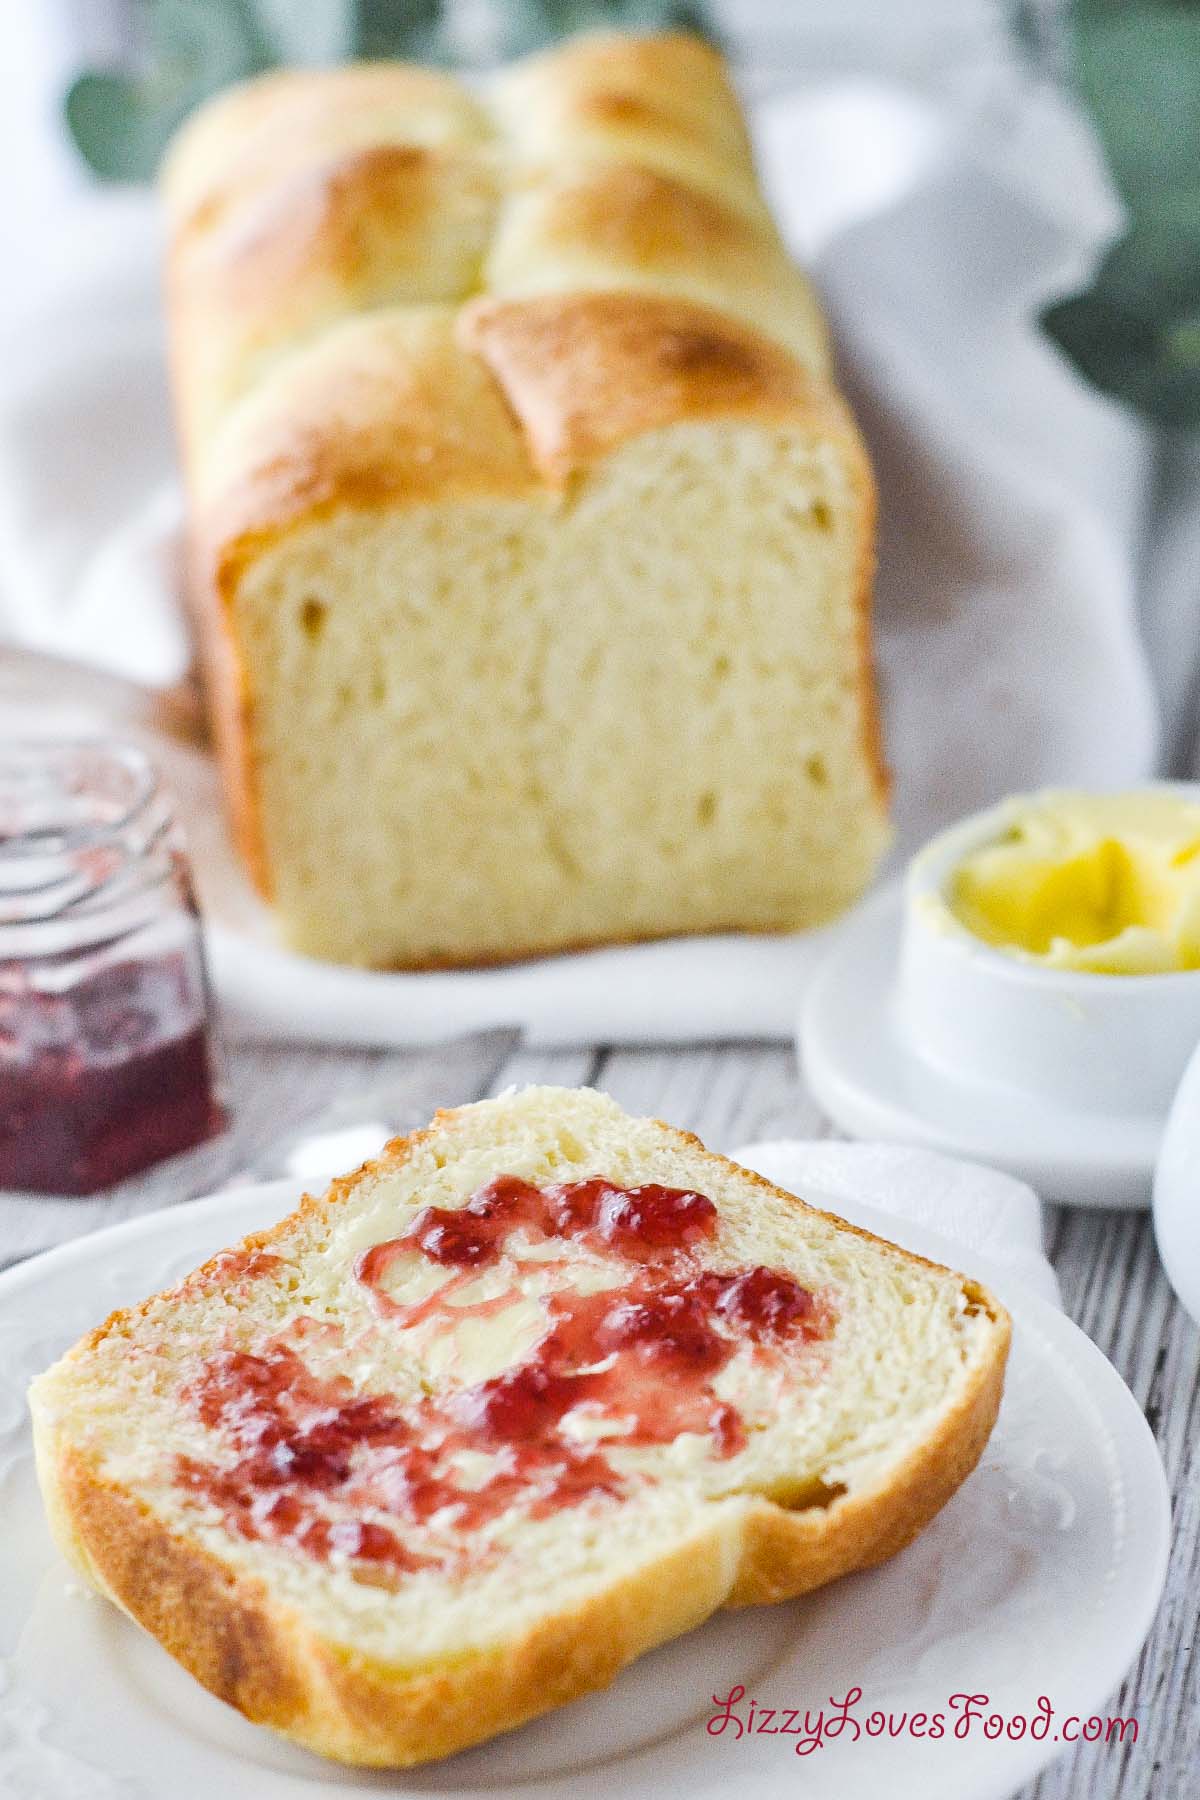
[0, 76, 1169, 1046]
[731, 1137, 1061, 1308]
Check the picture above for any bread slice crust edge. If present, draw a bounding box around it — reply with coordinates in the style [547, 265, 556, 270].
[30, 1110, 1010, 1768]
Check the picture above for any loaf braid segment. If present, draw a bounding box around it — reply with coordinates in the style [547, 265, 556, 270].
[162, 33, 831, 506]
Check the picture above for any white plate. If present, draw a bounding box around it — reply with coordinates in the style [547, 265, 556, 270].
[0, 1181, 1168, 1800]
[801, 884, 1162, 1209]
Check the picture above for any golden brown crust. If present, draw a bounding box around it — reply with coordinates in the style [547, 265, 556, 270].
[484, 160, 831, 371]
[849, 454, 890, 805]
[161, 62, 493, 237]
[163, 34, 888, 929]
[40, 1433, 740, 1766]
[199, 310, 543, 556]
[458, 292, 845, 484]
[47, 1448, 313, 1734]
[41, 1367, 1004, 1768]
[728, 1317, 1008, 1605]
[502, 161, 769, 273]
[184, 538, 272, 894]
[168, 145, 498, 471]
[35, 1108, 1009, 1766]
[489, 31, 766, 217]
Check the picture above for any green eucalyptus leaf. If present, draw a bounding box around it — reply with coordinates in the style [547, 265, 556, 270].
[64, 71, 186, 182]
[352, 0, 450, 61]
[64, 0, 714, 182]
[1042, 0, 1200, 426]
[1043, 291, 1200, 428]
[495, 0, 711, 58]
[252, 0, 357, 65]
[1042, 198, 1200, 427]
[65, 0, 277, 180]
[1088, 189, 1200, 319]
[142, 0, 273, 87]
[1070, 1, 1200, 205]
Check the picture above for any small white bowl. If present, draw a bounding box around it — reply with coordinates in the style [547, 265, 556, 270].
[899, 787, 1200, 1118]
[800, 785, 1200, 1207]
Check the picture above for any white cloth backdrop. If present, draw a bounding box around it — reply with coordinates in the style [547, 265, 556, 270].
[0, 64, 1192, 1045]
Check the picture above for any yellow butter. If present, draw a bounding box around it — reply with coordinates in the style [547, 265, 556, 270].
[944, 790, 1200, 974]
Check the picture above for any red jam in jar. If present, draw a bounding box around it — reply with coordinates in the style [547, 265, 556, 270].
[0, 742, 224, 1194]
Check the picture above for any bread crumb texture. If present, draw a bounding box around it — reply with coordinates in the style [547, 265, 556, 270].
[164, 33, 889, 966]
[31, 1089, 1007, 1764]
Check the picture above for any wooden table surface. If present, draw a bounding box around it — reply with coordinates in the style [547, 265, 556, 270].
[34, 1027, 1194, 1800]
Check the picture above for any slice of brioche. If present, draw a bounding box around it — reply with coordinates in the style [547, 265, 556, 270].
[30, 1087, 1009, 1767]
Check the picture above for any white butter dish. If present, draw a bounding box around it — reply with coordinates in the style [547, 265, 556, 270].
[901, 790, 1200, 1116]
[801, 787, 1200, 1209]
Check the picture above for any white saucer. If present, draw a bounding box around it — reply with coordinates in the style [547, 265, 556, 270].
[801, 883, 1161, 1208]
[0, 1179, 1169, 1800]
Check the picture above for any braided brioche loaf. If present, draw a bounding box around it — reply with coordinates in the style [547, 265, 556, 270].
[164, 33, 889, 967]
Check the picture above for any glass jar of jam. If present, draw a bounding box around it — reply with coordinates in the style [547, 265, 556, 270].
[0, 741, 225, 1194]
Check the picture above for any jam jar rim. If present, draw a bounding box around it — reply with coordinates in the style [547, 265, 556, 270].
[0, 739, 180, 938]
[0, 739, 160, 857]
